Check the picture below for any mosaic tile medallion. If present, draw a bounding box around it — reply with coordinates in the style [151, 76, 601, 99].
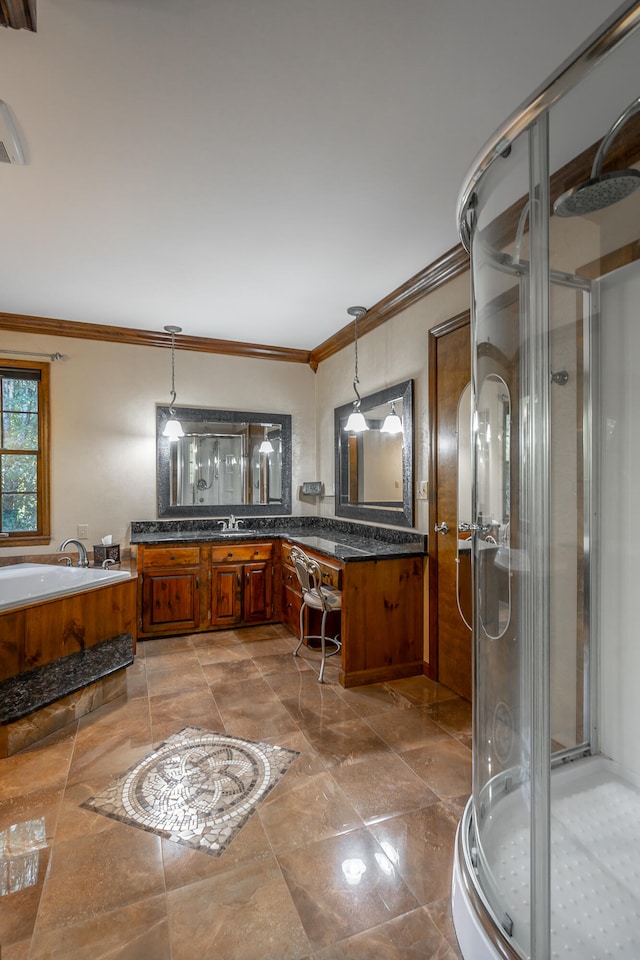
[82, 726, 299, 856]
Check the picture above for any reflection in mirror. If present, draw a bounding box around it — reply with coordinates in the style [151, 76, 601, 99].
[157, 406, 291, 518]
[476, 374, 511, 639]
[456, 382, 473, 631]
[334, 380, 414, 526]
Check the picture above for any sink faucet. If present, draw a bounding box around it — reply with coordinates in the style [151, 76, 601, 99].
[217, 515, 243, 532]
[58, 538, 90, 567]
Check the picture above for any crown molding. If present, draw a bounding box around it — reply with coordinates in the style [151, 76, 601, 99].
[309, 243, 469, 366]
[0, 313, 312, 365]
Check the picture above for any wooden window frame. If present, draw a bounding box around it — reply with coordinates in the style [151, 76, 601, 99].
[0, 358, 50, 546]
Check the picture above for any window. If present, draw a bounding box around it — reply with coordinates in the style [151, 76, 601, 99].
[0, 359, 50, 546]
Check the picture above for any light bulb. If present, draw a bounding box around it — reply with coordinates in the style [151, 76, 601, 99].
[345, 409, 368, 432]
[163, 418, 184, 441]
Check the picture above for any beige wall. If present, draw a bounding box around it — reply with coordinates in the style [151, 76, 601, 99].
[1, 331, 316, 558]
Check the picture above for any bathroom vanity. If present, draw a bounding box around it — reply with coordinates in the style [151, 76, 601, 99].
[137, 540, 275, 635]
[132, 519, 426, 687]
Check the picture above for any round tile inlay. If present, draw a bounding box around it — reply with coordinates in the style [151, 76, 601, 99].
[82, 727, 299, 856]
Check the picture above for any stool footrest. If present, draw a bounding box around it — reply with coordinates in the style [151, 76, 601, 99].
[299, 634, 341, 655]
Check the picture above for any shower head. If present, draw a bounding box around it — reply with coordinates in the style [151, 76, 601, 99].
[554, 169, 640, 217]
[554, 96, 640, 218]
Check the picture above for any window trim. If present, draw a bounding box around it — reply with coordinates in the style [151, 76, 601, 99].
[0, 358, 51, 547]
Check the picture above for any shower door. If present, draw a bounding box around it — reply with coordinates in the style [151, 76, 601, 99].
[453, 7, 640, 959]
[468, 118, 592, 958]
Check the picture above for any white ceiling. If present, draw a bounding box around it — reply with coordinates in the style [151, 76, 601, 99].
[0, 0, 625, 351]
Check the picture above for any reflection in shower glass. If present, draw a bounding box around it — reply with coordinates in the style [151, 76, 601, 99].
[476, 374, 511, 641]
[457, 382, 473, 631]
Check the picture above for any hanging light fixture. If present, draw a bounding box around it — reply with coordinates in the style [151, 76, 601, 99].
[259, 427, 274, 454]
[344, 306, 369, 432]
[162, 325, 184, 442]
[381, 400, 403, 435]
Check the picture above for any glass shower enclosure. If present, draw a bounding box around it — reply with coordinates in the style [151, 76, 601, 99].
[452, 3, 640, 958]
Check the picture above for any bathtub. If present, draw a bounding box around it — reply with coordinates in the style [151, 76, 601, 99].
[0, 562, 133, 613]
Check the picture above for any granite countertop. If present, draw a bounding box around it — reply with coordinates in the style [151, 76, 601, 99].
[284, 533, 423, 562]
[130, 520, 427, 562]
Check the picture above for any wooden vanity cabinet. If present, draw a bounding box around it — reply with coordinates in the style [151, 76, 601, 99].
[138, 538, 424, 686]
[137, 541, 277, 638]
[139, 545, 202, 635]
[210, 543, 274, 627]
[280, 539, 424, 687]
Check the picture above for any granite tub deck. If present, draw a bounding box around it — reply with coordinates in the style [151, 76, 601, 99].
[0, 634, 134, 757]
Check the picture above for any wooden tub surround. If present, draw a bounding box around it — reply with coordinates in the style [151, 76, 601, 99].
[0, 571, 137, 757]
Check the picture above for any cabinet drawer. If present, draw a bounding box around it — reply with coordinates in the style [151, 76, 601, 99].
[282, 564, 298, 591]
[318, 563, 342, 590]
[282, 542, 342, 590]
[141, 546, 200, 568]
[211, 543, 272, 563]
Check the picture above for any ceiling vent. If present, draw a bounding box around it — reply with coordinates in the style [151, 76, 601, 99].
[0, 101, 24, 164]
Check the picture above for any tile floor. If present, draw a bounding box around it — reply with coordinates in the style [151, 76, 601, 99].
[0, 623, 470, 960]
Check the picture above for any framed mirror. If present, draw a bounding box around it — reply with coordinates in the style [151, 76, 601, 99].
[157, 406, 292, 518]
[334, 379, 414, 526]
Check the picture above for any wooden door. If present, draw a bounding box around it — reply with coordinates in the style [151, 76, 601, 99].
[211, 563, 243, 626]
[243, 561, 273, 622]
[428, 312, 473, 701]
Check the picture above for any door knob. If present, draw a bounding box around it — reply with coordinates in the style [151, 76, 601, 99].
[434, 522, 449, 535]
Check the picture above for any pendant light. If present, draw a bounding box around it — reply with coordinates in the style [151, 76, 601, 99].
[381, 401, 403, 435]
[344, 306, 369, 432]
[162, 325, 184, 441]
[259, 427, 274, 454]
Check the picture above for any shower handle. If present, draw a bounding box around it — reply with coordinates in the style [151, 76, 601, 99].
[434, 522, 450, 535]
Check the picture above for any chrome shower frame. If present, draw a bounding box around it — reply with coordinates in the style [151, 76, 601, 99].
[454, 4, 640, 957]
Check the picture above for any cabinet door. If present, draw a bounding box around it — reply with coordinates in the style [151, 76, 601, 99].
[243, 561, 273, 623]
[283, 583, 302, 636]
[211, 563, 243, 627]
[141, 570, 200, 634]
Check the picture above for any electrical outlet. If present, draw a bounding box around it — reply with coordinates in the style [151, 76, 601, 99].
[417, 480, 428, 501]
[77, 524, 89, 539]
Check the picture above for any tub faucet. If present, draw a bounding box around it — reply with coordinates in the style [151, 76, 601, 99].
[58, 538, 90, 567]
